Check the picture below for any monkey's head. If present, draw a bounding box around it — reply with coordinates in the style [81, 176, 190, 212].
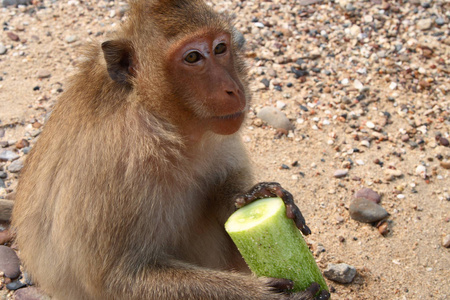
[101, 0, 249, 138]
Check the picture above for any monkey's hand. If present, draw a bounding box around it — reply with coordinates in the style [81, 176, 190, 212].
[265, 280, 330, 300]
[234, 182, 311, 235]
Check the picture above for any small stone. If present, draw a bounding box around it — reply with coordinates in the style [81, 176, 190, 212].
[7, 32, 20, 42]
[0, 178, 5, 188]
[324, 263, 356, 283]
[257, 107, 293, 131]
[0, 43, 7, 55]
[389, 82, 397, 90]
[14, 287, 48, 300]
[349, 25, 361, 37]
[354, 80, 364, 91]
[0, 245, 21, 278]
[435, 18, 445, 26]
[415, 165, 427, 178]
[276, 101, 286, 110]
[349, 197, 389, 223]
[32, 121, 42, 128]
[15, 139, 29, 149]
[417, 19, 433, 30]
[363, 15, 373, 23]
[440, 161, 450, 169]
[0, 229, 12, 244]
[439, 137, 449, 147]
[0, 150, 20, 162]
[65, 35, 78, 43]
[22, 147, 31, 154]
[443, 235, 450, 248]
[377, 221, 389, 236]
[6, 280, 26, 291]
[366, 121, 375, 129]
[334, 169, 348, 178]
[37, 70, 51, 79]
[360, 140, 370, 148]
[354, 188, 381, 204]
[8, 159, 24, 173]
[384, 169, 403, 180]
[401, 134, 410, 142]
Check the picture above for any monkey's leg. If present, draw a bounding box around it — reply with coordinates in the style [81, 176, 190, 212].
[234, 182, 311, 236]
[110, 261, 319, 300]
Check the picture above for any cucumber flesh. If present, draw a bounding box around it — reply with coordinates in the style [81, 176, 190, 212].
[225, 197, 328, 293]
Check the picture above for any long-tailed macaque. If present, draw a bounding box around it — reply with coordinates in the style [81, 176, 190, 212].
[12, 1, 329, 299]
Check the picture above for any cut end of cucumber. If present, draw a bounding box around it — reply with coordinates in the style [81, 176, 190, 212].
[225, 197, 284, 232]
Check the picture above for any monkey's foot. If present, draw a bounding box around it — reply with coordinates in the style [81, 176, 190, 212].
[234, 182, 311, 235]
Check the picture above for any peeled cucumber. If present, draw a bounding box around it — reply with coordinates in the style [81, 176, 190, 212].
[225, 197, 328, 293]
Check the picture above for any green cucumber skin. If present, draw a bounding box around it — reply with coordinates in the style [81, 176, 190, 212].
[226, 198, 328, 293]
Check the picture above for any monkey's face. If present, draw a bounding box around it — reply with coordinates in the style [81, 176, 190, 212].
[166, 31, 247, 136]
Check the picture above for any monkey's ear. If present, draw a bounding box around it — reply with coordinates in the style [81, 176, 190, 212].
[232, 27, 246, 50]
[101, 39, 135, 84]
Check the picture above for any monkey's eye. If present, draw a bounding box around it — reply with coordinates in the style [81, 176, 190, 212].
[184, 51, 202, 64]
[214, 43, 227, 55]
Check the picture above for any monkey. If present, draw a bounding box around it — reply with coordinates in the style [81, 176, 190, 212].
[12, 1, 330, 299]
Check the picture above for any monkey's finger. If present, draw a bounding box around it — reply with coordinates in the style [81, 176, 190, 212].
[285, 204, 311, 236]
[273, 186, 311, 236]
[264, 277, 294, 292]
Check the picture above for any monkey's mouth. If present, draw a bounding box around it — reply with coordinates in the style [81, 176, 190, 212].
[213, 111, 245, 120]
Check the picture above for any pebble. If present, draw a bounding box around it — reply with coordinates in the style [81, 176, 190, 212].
[354, 187, 381, 204]
[378, 221, 389, 236]
[440, 161, 450, 170]
[6, 280, 27, 291]
[440, 137, 449, 147]
[0, 228, 12, 244]
[360, 140, 370, 148]
[435, 18, 445, 26]
[276, 101, 286, 110]
[256, 107, 293, 131]
[0, 150, 20, 162]
[333, 169, 348, 178]
[7, 32, 20, 42]
[443, 235, 450, 248]
[415, 165, 427, 179]
[8, 159, 24, 173]
[0, 43, 7, 55]
[14, 287, 48, 300]
[384, 169, 403, 180]
[349, 197, 389, 223]
[37, 70, 51, 79]
[324, 263, 356, 283]
[2, 0, 31, 6]
[15, 139, 30, 149]
[366, 121, 375, 129]
[417, 18, 433, 30]
[0, 245, 21, 278]
[65, 35, 78, 44]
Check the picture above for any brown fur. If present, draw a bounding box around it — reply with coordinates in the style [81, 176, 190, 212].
[12, 1, 315, 299]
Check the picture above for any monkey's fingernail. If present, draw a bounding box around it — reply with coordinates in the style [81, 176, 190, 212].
[235, 197, 245, 208]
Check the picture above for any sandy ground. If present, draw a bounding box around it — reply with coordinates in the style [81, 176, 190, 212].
[0, 0, 449, 299]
